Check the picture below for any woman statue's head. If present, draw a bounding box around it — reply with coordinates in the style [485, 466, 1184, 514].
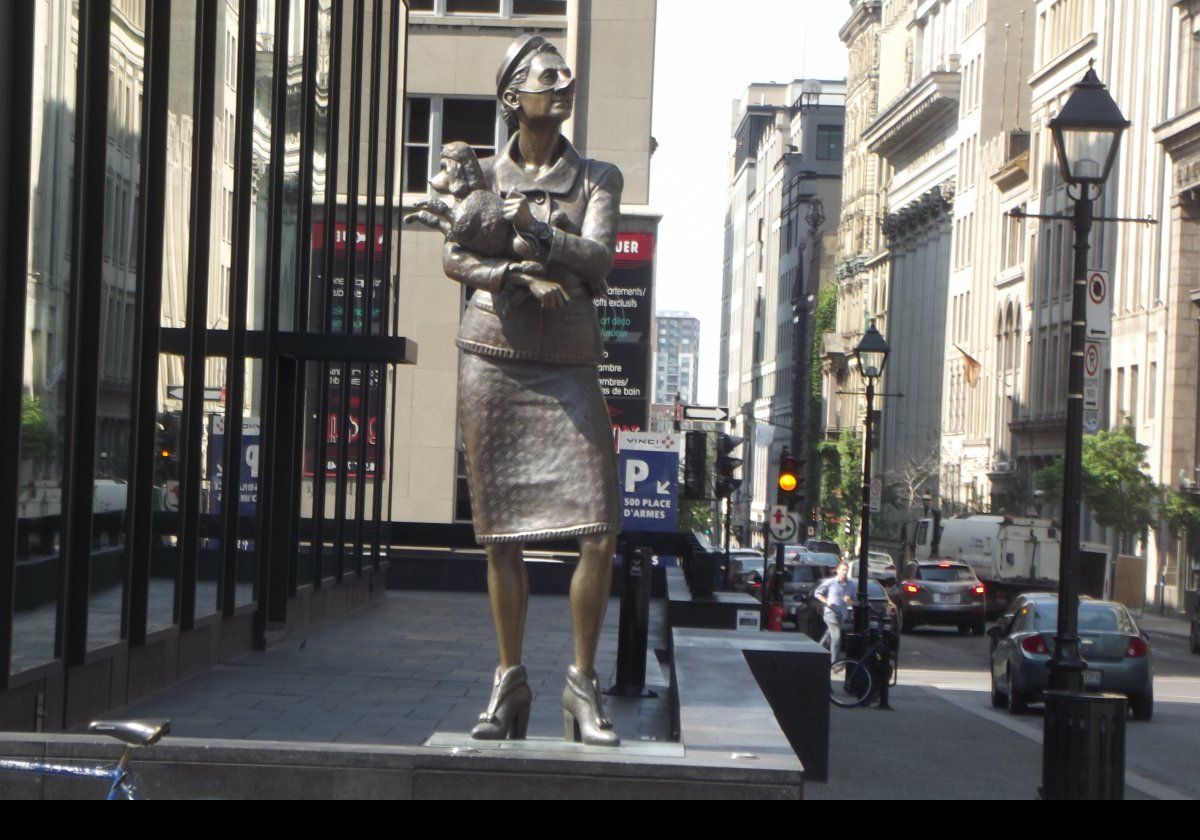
[496, 34, 575, 132]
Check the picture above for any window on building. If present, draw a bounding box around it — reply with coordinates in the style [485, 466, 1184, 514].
[404, 96, 500, 194]
[816, 125, 843, 160]
[1129, 365, 1139, 429]
[1147, 361, 1157, 420]
[410, 0, 566, 16]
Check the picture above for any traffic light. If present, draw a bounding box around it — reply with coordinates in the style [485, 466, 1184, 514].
[714, 432, 743, 499]
[155, 411, 181, 482]
[777, 447, 799, 507]
[683, 431, 708, 499]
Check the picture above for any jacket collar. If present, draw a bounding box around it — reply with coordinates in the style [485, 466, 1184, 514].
[492, 132, 582, 195]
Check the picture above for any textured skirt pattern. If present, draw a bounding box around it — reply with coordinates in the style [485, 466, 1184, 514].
[458, 353, 620, 544]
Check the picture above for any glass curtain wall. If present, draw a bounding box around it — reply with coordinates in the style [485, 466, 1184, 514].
[1, 0, 409, 701]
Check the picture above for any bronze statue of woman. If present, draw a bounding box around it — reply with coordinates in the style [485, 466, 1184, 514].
[438, 35, 622, 746]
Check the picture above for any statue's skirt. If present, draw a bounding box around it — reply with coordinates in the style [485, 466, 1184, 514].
[458, 352, 620, 544]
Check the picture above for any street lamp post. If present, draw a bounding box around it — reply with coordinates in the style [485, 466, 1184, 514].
[1046, 67, 1129, 694]
[1009, 65, 1140, 800]
[850, 320, 890, 643]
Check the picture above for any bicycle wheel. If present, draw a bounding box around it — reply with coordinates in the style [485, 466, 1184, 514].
[829, 659, 873, 707]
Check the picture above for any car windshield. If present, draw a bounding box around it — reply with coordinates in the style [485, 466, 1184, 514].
[1030, 602, 1136, 633]
[785, 565, 827, 583]
[917, 565, 976, 582]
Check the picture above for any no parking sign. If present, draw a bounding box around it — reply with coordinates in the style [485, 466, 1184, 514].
[1085, 269, 1111, 340]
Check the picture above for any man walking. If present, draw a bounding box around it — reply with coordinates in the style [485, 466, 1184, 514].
[814, 560, 855, 659]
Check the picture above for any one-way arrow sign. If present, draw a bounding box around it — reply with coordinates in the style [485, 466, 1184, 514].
[167, 385, 225, 402]
[682, 404, 730, 422]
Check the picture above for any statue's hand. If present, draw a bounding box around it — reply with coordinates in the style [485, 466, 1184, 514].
[527, 279, 569, 309]
[503, 193, 538, 233]
[507, 260, 545, 277]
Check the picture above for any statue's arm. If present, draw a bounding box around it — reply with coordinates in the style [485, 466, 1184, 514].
[546, 164, 623, 296]
[442, 240, 510, 293]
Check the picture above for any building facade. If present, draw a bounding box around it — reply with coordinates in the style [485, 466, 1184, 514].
[836, 0, 1197, 609]
[720, 80, 845, 546]
[652, 311, 700, 405]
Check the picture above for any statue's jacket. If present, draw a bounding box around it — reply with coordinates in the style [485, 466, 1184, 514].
[442, 133, 623, 366]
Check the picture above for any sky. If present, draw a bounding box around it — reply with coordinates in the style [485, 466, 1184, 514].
[649, 0, 849, 405]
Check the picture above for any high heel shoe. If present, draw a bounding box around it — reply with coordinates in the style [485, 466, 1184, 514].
[471, 664, 532, 740]
[561, 664, 620, 747]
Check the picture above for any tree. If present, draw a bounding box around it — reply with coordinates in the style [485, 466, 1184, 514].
[20, 395, 57, 463]
[1034, 426, 1160, 551]
[678, 498, 716, 537]
[1161, 488, 1200, 542]
[804, 285, 838, 511]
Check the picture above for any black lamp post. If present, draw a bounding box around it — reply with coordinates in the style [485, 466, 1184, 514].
[851, 319, 890, 640]
[1047, 67, 1129, 694]
[1019, 66, 1133, 801]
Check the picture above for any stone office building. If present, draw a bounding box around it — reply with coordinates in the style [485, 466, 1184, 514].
[720, 80, 845, 545]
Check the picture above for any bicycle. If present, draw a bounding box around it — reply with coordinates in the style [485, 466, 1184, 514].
[829, 620, 899, 708]
[0, 719, 170, 799]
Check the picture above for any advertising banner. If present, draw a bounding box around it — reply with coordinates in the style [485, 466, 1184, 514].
[600, 231, 655, 433]
[617, 431, 679, 533]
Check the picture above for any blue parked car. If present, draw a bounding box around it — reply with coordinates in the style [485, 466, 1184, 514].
[989, 596, 1154, 720]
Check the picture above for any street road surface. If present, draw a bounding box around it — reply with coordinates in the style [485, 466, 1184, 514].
[806, 624, 1200, 799]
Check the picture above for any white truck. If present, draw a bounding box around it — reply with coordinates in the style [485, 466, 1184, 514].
[912, 515, 1062, 614]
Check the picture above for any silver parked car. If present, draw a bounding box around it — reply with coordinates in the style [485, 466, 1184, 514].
[892, 561, 987, 635]
[989, 596, 1154, 720]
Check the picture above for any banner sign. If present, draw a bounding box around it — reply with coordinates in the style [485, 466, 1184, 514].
[600, 230, 655, 434]
[617, 431, 679, 533]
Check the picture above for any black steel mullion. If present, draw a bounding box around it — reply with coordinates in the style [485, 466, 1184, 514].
[0, 0, 37, 685]
[256, 0, 295, 633]
[333, 0, 366, 580]
[371, 0, 402, 568]
[311, 0, 345, 586]
[175, 0, 220, 632]
[353, 0, 384, 574]
[60, 0, 112, 664]
[287, 0, 322, 597]
[126, 0, 172, 645]
[384, 1, 409, 559]
[220, 0, 259, 617]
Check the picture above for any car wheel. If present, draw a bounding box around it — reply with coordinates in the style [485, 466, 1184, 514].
[957, 622, 971, 635]
[1191, 627, 1200, 655]
[1007, 668, 1028, 715]
[1130, 690, 1154, 722]
[901, 610, 914, 634]
[990, 668, 1005, 709]
[971, 620, 986, 637]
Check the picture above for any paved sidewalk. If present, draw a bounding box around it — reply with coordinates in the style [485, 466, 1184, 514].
[1135, 609, 1194, 643]
[106, 591, 672, 746]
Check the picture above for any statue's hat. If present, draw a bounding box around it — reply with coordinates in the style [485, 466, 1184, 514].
[496, 34, 549, 97]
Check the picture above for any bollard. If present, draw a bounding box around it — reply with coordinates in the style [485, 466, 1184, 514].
[1041, 690, 1126, 800]
[611, 544, 656, 697]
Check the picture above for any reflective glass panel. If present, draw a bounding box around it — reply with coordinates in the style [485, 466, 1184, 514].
[11, 0, 81, 675]
[88, 1, 148, 650]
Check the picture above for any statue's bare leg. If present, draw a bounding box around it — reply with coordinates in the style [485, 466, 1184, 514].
[473, 542, 532, 740]
[570, 532, 616, 676]
[486, 542, 527, 669]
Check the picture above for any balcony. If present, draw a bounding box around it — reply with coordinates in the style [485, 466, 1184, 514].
[863, 70, 961, 161]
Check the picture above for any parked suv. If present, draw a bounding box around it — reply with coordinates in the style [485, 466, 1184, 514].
[892, 560, 987, 635]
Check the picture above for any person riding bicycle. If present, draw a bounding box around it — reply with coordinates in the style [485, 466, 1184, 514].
[814, 560, 855, 660]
